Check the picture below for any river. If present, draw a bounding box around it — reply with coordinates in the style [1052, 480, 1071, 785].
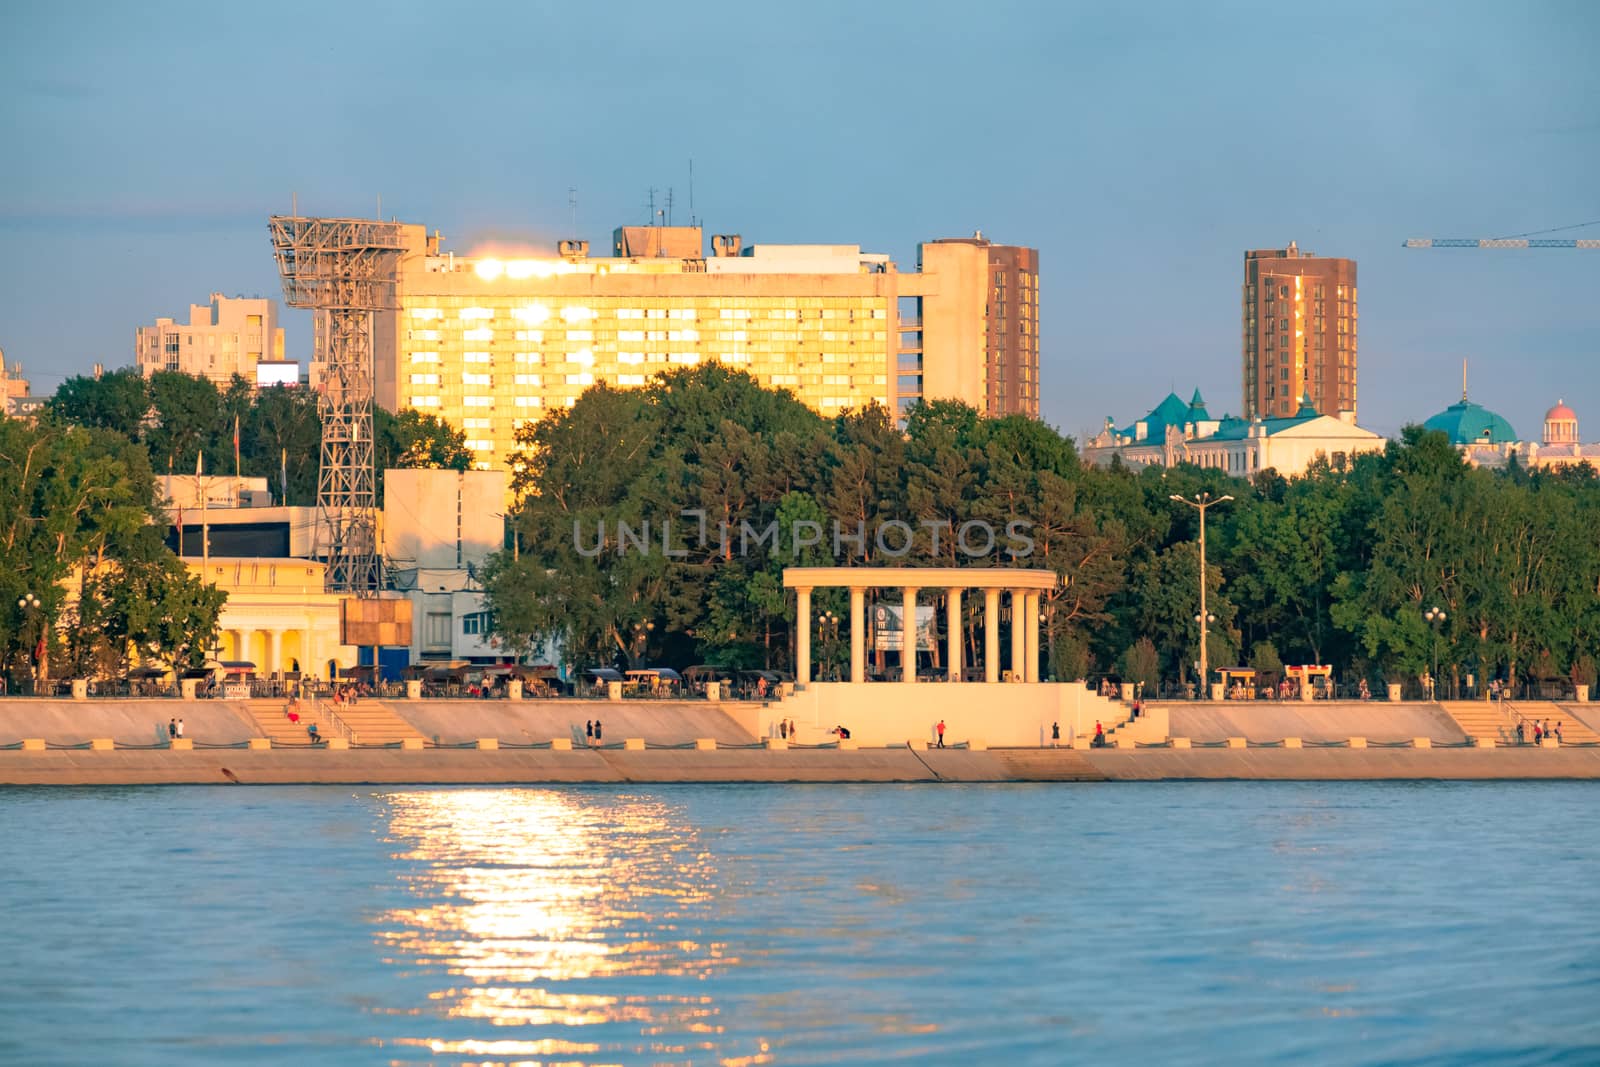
[1, 782, 1596, 1065]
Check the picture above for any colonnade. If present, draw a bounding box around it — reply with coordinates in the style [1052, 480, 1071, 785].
[222, 626, 318, 677]
[784, 567, 1059, 686]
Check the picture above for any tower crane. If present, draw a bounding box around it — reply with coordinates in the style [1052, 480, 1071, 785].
[1403, 219, 1600, 249]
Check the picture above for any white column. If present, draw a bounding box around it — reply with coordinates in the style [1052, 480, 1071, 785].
[849, 587, 866, 684]
[1010, 590, 1026, 682]
[946, 588, 963, 683]
[984, 588, 1000, 684]
[902, 587, 919, 683]
[269, 630, 283, 675]
[796, 587, 812, 687]
[1023, 592, 1040, 683]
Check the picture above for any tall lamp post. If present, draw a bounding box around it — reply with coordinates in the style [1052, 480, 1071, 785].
[17, 593, 41, 696]
[1169, 492, 1232, 699]
[1424, 605, 1447, 700]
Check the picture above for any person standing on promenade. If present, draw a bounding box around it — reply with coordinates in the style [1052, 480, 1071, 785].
[586, 720, 593, 741]
[1555, 721, 1564, 743]
[779, 719, 788, 740]
[936, 720, 946, 748]
[168, 718, 177, 740]
[1533, 721, 1543, 743]
[593, 719, 603, 742]
[176, 718, 184, 738]
[1051, 722, 1060, 746]
[1516, 721, 1525, 745]
[787, 718, 796, 740]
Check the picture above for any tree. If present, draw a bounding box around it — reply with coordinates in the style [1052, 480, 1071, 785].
[45, 369, 150, 439]
[376, 407, 473, 473]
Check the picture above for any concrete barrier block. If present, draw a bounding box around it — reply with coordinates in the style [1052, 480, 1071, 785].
[607, 681, 623, 702]
[169, 738, 193, 751]
[476, 738, 499, 750]
[1170, 737, 1191, 749]
[400, 737, 424, 750]
[1475, 736, 1497, 749]
[1282, 737, 1302, 748]
[507, 680, 523, 701]
[764, 737, 788, 750]
[247, 738, 271, 750]
[180, 679, 198, 700]
[1226, 736, 1247, 748]
[1413, 737, 1432, 749]
[694, 738, 717, 751]
[324, 737, 349, 750]
[21, 738, 45, 751]
[90, 737, 114, 751]
[71, 680, 88, 701]
[838, 739, 859, 750]
[1348, 736, 1367, 748]
[405, 680, 422, 700]
[550, 737, 573, 751]
[623, 737, 645, 750]
[968, 738, 987, 752]
[1541, 737, 1561, 748]
[704, 681, 721, 701]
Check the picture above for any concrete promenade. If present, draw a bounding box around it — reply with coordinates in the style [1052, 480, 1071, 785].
[4, 697, 1600, 784]
[5, 745, 1600, 786]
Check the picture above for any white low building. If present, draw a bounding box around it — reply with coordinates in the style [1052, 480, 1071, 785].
[1083, 389, 1386, 477]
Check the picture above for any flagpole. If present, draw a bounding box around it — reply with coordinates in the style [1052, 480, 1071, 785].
[200, 451, 208, 575]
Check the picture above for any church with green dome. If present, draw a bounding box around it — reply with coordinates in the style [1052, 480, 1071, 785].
[1422, 395, 1520, 446]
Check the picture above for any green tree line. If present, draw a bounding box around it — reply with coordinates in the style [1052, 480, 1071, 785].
[485, 367, 1600, 695]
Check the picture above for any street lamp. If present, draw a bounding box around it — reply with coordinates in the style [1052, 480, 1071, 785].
[1170, 492, 1233, 699]
[1424, 605, 1447, 700]
[18, 593, 41, 695]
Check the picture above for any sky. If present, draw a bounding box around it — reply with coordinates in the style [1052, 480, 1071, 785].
[2, 0, 1597, 442]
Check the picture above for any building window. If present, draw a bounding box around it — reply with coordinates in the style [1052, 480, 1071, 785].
[425, 612, 450, 649]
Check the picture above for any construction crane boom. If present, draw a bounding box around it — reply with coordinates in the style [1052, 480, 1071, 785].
[1404, 238, 1600, 249]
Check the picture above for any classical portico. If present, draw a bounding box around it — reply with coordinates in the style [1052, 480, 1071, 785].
[783, 567, 1058, 686]
[777, 567, 1120, 748]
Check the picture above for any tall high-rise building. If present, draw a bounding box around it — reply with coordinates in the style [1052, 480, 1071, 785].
[923, 235, 1040, 417]
[136, 292, 285, 385]
[335, 220, 1031, 470]
[1242, 243, 1358, 420]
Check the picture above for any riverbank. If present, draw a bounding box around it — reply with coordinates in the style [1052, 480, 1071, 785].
[5, 745, 1600, 785]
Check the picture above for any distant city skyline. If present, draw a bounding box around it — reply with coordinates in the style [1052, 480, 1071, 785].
[2, 0, 1596, 443]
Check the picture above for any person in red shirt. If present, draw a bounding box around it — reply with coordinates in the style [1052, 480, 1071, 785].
[936, 719, 946, 748]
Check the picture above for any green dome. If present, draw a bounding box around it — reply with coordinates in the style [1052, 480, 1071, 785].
[1423, 398, 1519, 445]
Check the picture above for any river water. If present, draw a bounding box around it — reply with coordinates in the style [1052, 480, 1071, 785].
[1, 782, 1596, 1065]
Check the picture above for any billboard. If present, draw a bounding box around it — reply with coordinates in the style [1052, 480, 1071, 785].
[871, 603, 936, 652]
[255, 360, 300, 387]
[340, 597, 414, 647]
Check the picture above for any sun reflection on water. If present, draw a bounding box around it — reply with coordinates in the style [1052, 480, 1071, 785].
[372, 789, 762, 1063]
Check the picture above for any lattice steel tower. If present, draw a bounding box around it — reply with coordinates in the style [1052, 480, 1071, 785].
[269, 216, 410, 594]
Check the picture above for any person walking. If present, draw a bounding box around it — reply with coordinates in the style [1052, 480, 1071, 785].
[936, 719, 946, 748]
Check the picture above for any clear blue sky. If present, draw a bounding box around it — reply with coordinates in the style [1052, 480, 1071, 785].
[3, 0, 1596, 441]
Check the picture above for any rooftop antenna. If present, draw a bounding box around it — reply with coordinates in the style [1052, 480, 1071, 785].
[647, 187, 657, 226]
[1461, 358, 1468, 402]
[665, 187, 674, 227]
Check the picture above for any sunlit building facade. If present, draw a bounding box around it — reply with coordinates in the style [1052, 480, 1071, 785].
[1242, 243, 1358, 421]
[356, 223, 1027, 468]
[136, 292, 286, 385]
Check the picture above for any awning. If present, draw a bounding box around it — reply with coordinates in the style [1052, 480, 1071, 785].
[126, 666, 170, 679]
[221, 660, 256, 670]
[586, 668, 624, 682]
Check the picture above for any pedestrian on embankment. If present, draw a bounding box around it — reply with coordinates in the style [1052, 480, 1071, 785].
[936, 719, 946, 748]
[593, 719, 603, 741]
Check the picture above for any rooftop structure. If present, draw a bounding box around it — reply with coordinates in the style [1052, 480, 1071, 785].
[1531, 399, 1600, 472]
[1, 356, 33, 416]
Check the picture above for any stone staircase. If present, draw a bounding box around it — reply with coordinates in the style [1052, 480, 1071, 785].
[1442, 700, 1600, 745]
[324, 699, 427, 746]
[243, 699, 330, 746]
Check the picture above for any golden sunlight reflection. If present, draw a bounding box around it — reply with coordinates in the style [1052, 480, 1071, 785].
[372, 789, 751, 1058]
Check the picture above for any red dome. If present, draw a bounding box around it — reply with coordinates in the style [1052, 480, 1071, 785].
[1546, 401, 1578, 422]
